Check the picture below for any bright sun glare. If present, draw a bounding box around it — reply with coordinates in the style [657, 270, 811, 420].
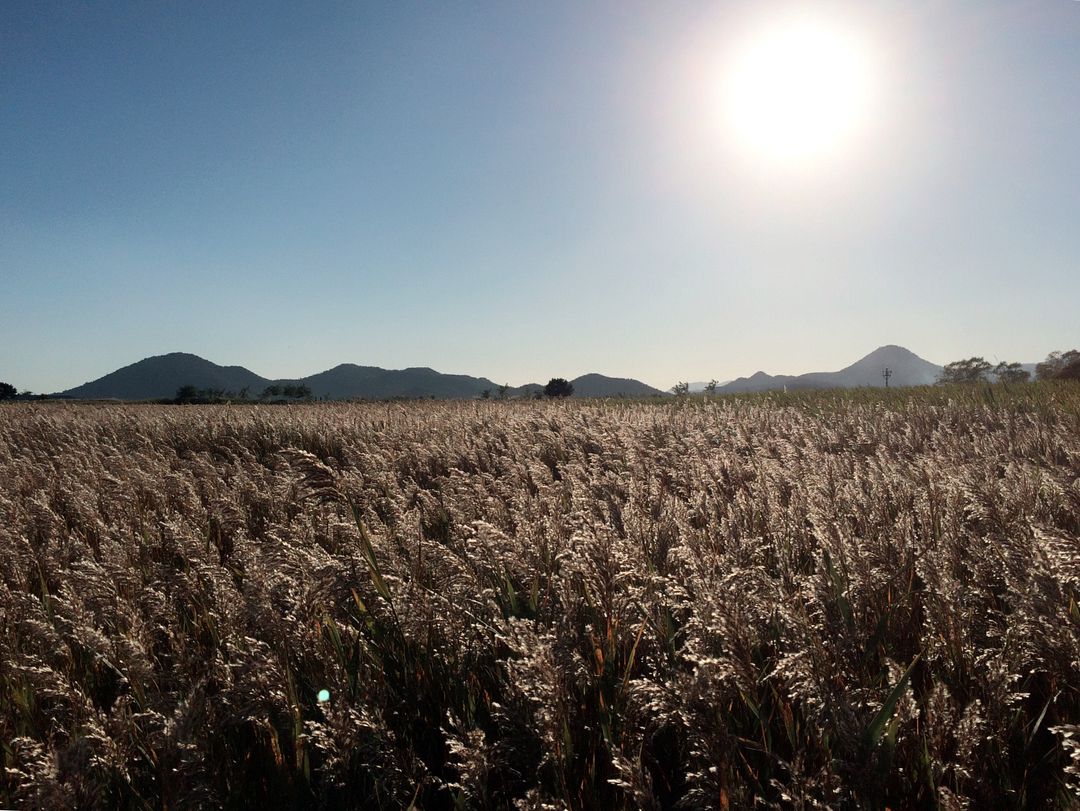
[723, 18, 875, 167]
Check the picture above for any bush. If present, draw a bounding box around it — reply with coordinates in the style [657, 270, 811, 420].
[544, 378, 574, 398]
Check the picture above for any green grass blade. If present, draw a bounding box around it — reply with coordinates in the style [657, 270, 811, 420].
[864, 656, 919, 749]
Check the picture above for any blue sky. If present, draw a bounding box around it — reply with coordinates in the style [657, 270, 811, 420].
[3, 1, 1078, 392]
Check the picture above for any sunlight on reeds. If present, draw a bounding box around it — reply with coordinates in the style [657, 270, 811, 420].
[1, 386, 1078, 808]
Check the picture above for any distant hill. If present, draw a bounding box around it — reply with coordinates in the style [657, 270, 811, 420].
[569, 374, 664, 398]
[62, 353, 270, 400]
[303, 364, 498, 399]
[58, 354, 663, 400]
[687, 380, 732, 393]
[508, 383, 544, 398]
[505, 375, 664, 398]
[718, 346, 942, 393]
[57, 346, 949, 401]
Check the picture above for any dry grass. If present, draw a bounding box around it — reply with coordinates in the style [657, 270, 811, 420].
[1, 386, 1079, 809]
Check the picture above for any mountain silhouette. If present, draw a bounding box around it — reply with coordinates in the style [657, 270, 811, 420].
[58, 354, 664, 400]
[61, 353, 269, 400]
[302, 364, 499, 399]
[504, 374, 665, 398]
[568, 374, 664, 397]
[717, 345, 941, 393]
[58, 346, 940, 400]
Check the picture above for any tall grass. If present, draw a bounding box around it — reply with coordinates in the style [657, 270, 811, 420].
[1, 385, 1078, 808]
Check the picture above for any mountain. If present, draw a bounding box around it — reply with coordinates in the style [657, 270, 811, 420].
[508, 383, 544, 398]
[687, 380, 732, 393]
[718, 346, 942, 393]
[58, 347, 941, 401]
[62, 353, 270, 400]
[719, 370, 801, 393]
[58, 354, 663, 400]
[302, 364, 498, 399]
[504, 376, 664, 398]
[569, 374, 665, 398]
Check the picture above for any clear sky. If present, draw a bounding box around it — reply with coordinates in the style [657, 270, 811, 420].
[3, 1, 1078, 393]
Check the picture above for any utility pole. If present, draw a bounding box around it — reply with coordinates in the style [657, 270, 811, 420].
[882, 367, 892, 388]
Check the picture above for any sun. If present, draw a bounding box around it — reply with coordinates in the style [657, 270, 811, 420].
[722, 17, 875, 167]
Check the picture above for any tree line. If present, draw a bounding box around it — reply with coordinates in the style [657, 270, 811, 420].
[938, 349, 1079, 385]
[0, 382, 40, 400]
[173, 383, 313, 404]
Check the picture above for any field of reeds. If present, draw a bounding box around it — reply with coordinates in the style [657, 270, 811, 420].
[2, 385, 1079, 809]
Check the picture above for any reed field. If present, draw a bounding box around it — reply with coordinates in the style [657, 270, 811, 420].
[1, 385, 1079, 809]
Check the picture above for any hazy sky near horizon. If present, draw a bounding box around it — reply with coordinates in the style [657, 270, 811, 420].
[3, 0, 1079, 392]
